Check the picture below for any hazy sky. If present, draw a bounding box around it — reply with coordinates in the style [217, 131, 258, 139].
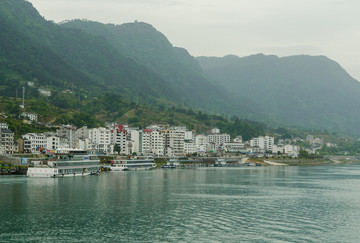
[28, 0, 360, 80]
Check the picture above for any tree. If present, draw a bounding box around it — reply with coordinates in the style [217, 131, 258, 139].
[299, 149, 309, 158]
[114, 144, 121, 155]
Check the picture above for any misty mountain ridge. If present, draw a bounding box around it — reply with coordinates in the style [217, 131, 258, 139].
[197, 53, 360, 135]
[60, 19, 254, 116]
[1, 0, 360, 136]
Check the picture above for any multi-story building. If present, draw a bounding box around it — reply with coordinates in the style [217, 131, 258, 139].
[250, 136, 274, 152]
[0, 128, 14, 154]
[272, 144, 300, 157]
[165, 126, 186, 157]
[77, 126, 89, 139]
[142, 129, 152, 154]
[57, 125, 78, 148]
[150, 130, 165, 156]
[222, 142, 245, 153]
[21, 112, 38, 122]
[233, 136, 243, 143]
[0, 123, 9, 129]
[195, 134, 208, 154]
[111, 125, 128, 154]
[88, 127, 111, 153]
[46, 136, 60, 151]
[22, 133, 47, 152]
[184, 131, 196, 154]
[207, 129, 231, 152]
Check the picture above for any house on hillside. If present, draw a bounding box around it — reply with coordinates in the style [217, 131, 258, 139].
[21, 112, 38, 122]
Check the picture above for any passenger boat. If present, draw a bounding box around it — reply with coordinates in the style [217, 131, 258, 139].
[27, 149, 100, 178]
[214, 158, 227, 167]
[111, 157, 155, 171]
[110, 161, 128, 171]
[161, 158, 177, 169]
[161, 164, 176, 169]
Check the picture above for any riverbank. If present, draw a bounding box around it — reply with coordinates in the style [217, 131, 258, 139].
[265, 156, 360, 166]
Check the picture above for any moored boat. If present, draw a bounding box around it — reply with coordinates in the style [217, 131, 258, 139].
[110, 161, 128, 171]
[27, 149, 100, 177]
[111, 157, 155, 171]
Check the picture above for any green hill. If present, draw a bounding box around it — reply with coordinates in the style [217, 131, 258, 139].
[0, 0, 177, 104]
[197, 54, 360, 135]
[60, 20, 254, 116]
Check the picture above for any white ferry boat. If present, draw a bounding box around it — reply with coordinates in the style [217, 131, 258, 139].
[27, 149, 100, 178]
[214, 158, 227, 167]
[110, 161, 128, 171]
[111, 157, 155, 171]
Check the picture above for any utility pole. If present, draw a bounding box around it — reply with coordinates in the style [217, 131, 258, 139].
[20, 87, 25, 108]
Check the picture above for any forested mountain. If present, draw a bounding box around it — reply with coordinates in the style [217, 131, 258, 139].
[0, 0, 256, 118]
[2, 0, 360, 137]
[60, 19, 253, 115]
[0, 0, 177, 103]
[197, 54, 360, 135]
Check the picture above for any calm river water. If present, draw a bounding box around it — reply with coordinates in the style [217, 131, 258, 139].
[1, 164, 360, 242]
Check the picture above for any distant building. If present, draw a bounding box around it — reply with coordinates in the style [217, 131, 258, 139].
[222, 142, 245, 153]
[57, 125, 77, 148]
[27, 81, 35, 87]
[195, 134, 207, 154]
[38, 89, 51, 97]
[0, 128, 14, 154]
[250, 136, 274, 152]
[207, 129, 231, 152]
[0, 123, 9, 129]
[306, 135, 314, 144]
[164, 126, 186, 157]
[21, 112, 38, 122]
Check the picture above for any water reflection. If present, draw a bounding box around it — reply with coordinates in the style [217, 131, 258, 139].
[1, 165, 360, 242]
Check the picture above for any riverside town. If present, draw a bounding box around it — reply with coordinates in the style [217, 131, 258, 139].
[1, 117, 335, 175]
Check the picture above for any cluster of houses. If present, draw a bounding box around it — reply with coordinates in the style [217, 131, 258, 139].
[0, 120, 319, 157]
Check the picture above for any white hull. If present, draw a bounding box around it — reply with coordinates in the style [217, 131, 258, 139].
[127, 167, 153, 171]
[27, 168, 56, 178]
[27, 168, 100, 178]
[111, 167, 128, 172]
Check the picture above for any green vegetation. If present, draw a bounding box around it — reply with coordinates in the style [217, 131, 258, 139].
[2, 0, 360, 141]
[61, 20, 247, 115]
[198, 54, 360, 136]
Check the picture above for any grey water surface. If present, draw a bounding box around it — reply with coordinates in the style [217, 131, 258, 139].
[1, 164, 360, 242]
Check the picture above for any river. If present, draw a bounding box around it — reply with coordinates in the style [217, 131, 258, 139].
[1, 164, 360, 242]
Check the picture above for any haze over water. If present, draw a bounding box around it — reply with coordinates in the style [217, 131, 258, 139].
[1, 164, 360, 242]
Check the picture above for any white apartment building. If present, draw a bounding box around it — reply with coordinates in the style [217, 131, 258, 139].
[233, 136, 243, 143]
[130, 130, 141, 155]
[250, 136, 274, 152]
[142, 129, 152, 155]
[165, 126, 186, 157]
[0, 128, 14, 154]
[111, 125, 128, 154]
[88, 127, 111, 153]
[22, 133, 47, 152]
[184, 131, 196, 154]
[46, 136, 60, 151]
[222, 142, 245, 153]
[77, 126, 89, 139]
[150, 130, 165, 156]
[57, 125, 78, 148]
[207, 131, 231, 152]
[273, 144, 300, 157]
[195, 134, 208, 154]
[21, 112, 38, 122]
[59, 137, 70, 149]
[0, 123, 9, 129]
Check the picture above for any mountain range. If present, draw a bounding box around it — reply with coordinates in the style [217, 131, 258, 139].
[1, 0, 360, 136]
[197, 54, 360, 135]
